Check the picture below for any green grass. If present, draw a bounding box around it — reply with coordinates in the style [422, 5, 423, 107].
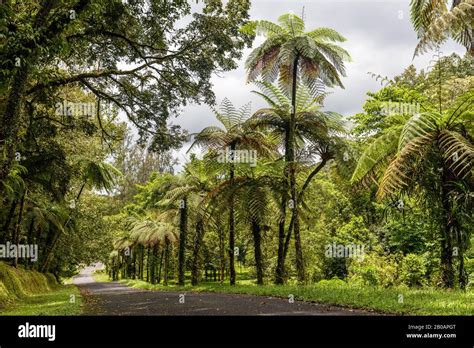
[0, 284, 83, 315]
[0, 262, 83, 315]
[92, 270, 110, 283]
[114, 277, 473, 316]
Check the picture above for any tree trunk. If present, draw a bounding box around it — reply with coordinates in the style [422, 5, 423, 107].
[218, 224, 226, 283]
[178, 196, 187, 286]
[1, 199, 17, 243]
[228, 141, 237, 285]
[146, 247, 151, 282]
[191, 218, 204, 286]
[163, 240, 170, 286]
[0, 66, 30, 185]
[25, 217, 35, 270]
[139, 245, 144, 280]
[440, 173, 454, 288]
[251, 219, 264, 285]
[275, 195, 287, 284]
[157, 248, 164, 284]
[13, 190, 26, 267]
[131, 246, 137, 279]
[0, 0, 58, 184]
[288, 54, 305, 282]
[150, 245, 157, 284]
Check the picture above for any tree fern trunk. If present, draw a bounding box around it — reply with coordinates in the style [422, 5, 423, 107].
[289, 54, 305, 282]
[275, 197, 287, 284]
[191, 218, 204, 286]
[251, 218, 264, 285]
[1, 199, 17, 243]
[229, 141, 236, 285]
[218, 224, 226, 283]
[440, 170, 454, 288]
[157, 247, 164, 284]
[13, 190, 26, 268]
[178, 196, 187, 286]
[164, 240, 170, 286]
[139, 245, 144, 280]
[146, 247, 151, 282]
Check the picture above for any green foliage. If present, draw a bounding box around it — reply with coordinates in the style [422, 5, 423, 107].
[0, 262, 57, 307]
[410, 0, 474, 56]
[399, 253, 427, 287]
[244, 13, 350, 90]
[349, 253, 399, 288]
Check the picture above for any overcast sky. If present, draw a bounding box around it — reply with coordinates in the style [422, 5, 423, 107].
[170, 0, 464, 171]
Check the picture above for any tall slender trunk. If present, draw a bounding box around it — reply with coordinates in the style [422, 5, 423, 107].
[228, 141, 236, 285]
[275, 197, 288, 284]
[150, 245, 157, 284]
[13, 190, 26, 267]
[218, 224, 226, 283]
[146, 247, 151, 282]
[25, 217, 35, 270]
[440, 171, 454, 288]
[251, 219, 264, 285]
[163, 240, 170, 286]
[139, 245, 144, 280]
[157, 248, 164, 284]
[178, 197, 187, 286]
[288, 54, 305, 282]
[275, 128, 290, 284]
[131, 246, 137, 279]
[1, 199, 17, 243]
[191, 218, 204, 286]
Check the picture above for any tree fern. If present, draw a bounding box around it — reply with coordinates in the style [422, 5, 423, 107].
[439, 129, 474, 178]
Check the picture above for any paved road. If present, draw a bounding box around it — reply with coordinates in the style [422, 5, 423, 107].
[73, 266, 376, 316]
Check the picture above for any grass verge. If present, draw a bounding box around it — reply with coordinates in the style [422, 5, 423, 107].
[112, 277, 473, 315]
[0, 262, 83, 315]
[0, 284, 82, 315]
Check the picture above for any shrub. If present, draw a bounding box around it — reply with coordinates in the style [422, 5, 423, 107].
[399, 253, 427, 287]
[348, 253, 398, 287]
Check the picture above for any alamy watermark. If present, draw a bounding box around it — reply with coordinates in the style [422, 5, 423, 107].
[325, 242, 365, 261]
[55, 101, 96, 118]
[0, 242, 38, 262]
[216, 148, 257, 167]
[381, 100, 420, 116]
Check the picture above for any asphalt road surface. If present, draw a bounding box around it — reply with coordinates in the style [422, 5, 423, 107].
[73, 265, 377, 316]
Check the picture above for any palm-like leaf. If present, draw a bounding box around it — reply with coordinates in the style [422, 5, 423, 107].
[189, 99, 276, 159]
[78, 159, 122, 192]
[439, 129, 474, 178]
[244, 13, 350, 89]
[411, 0, 474, 56]
[398, 112, 438, 151]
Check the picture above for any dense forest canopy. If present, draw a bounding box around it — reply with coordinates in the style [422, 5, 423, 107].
[0, 0, 472, 296]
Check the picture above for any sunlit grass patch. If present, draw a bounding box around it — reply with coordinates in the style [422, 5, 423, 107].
[0, 284, 83, 316]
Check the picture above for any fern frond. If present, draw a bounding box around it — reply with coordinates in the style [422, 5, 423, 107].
[439, 129, 474, 178]
[398, 112, 438, 151]
[278, 13, 305, 36]
[377, 134, 432, 199]
[351, 128, 401, 184]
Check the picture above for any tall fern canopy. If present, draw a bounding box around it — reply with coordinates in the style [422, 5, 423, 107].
[241, 13, 351, 90]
